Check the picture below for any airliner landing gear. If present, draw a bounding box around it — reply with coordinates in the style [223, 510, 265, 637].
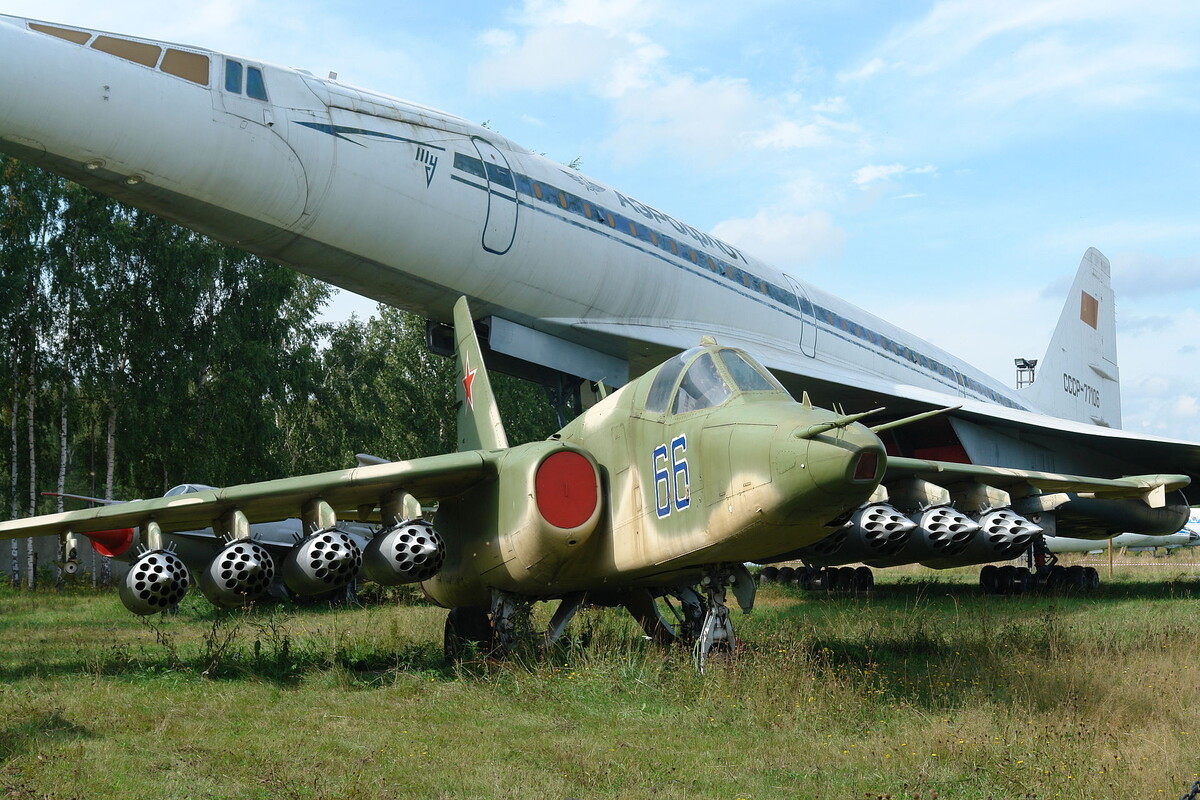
[979, 535, 1101, 595]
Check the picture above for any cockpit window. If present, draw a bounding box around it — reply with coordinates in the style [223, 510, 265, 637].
[225, 59, 268, 100]
[246, 66, 268, 100]
[225, 59, 243, 93]
[672, 353, 732, 414]
[644, 347, 702, 413]
[719, 349, 787, 394]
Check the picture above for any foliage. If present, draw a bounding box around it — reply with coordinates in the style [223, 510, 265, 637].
[0, 159, 556, 585]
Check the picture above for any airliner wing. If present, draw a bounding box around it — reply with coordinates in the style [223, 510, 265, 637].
[885, 456, 1189, 505]
[0, 451, 494, 541]
[562, 318, 1200, 485]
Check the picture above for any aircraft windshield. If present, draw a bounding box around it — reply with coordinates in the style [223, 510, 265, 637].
[644, 347, 703, 413]
[719, 349, 788, 394]
[672, 353, 732, 414]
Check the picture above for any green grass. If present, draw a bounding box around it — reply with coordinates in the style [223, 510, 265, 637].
[2, 564, 1200, 799]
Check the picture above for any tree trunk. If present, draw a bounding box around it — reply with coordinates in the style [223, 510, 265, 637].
[100, 402, 116, 586]
[9, 382, 19, 587]
[55, 390, 68, 589]
[26, 383, 36, 590]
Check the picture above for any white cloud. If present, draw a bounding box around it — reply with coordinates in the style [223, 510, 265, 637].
[839, 56, 886, 82]
[812, 96, 849, 114]
[858, 0, 1200, 113]
[852, 163, 936, 187]
[710, 210, 847, 270]
[515, 0, 669, 35]
[752, 120, 831, 149]
[472, 24, 666, 98]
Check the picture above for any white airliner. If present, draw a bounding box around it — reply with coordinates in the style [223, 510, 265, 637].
[0, 15, 1194, 583]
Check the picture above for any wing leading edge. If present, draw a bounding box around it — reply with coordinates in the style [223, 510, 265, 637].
[0, 450, 494, 542]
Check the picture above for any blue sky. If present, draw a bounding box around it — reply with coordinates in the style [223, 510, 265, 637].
[9, 0, 1200, 441]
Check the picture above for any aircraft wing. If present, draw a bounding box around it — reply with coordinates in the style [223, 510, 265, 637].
[0, 451, 494, 541]
[558, 317, 1200, 486]
[884, 456, 1189, 506]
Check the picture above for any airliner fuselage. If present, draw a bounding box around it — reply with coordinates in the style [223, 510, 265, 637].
[1, 14, 1198, 488]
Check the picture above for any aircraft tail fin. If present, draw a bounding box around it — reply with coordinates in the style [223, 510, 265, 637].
[454, 296, 509, 452]
[1020, 247, 1122, 428]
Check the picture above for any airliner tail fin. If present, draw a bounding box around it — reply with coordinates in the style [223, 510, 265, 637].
[1021, 247, 1121, 428]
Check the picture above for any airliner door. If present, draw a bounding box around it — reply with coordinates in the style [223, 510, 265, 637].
[471, 138, 519, 255]
[783, 274, 817, 358]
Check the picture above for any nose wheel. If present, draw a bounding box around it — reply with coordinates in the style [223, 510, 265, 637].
[692, 564, 756, 671]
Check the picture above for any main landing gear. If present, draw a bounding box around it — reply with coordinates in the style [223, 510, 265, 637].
[442, 565, 756, 671]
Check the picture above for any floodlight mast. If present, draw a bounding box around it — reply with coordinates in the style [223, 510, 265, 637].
[1014, 358, 1038, 389]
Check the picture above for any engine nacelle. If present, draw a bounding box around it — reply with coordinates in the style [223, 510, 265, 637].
[786, 504, 916, 567]
[1014, 492, 1190, 539]
[362, 520, 445, 585]
[281, 528, 362, 596]
[863, 505, 979, 567]
[118, 549, 191, 615]
[921, 508, 1042, 569]
[198, 540, 276, 608]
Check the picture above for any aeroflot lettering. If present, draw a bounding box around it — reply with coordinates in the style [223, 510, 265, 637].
[616, 192, 746, 264]
[1063, 373, 1101, 408]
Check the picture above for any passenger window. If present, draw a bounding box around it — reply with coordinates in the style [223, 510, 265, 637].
[92, 36, 161, 67]
[484, 162, 515, 189]
[672, 354, 731, 414]
[246, 66, 268, 100]
[161, 49, 210, 86]
[225, 59, 243, 93]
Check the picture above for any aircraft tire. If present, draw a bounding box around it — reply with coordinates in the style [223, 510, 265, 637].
[1043, 565, 1065, 591]
[444, 607, 494, 662]
[778, 566, 796, 585]
[1084, 566, 1100, 591]
[1011, 567, 1032, 594]
[854, 566, 874, 591]
[995, 565, 1015, 595]
[1066, 565, 1086, 592]
[761, 566, 779, 583]
[828, 567, 845, 590]
[980, 564, 998, 594]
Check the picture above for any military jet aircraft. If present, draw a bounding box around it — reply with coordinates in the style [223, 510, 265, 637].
[0, 298, 1185, 666]
[0, 15, 1194, 593]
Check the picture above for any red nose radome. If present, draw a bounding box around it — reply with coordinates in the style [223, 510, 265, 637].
[535, 451, 599, 529]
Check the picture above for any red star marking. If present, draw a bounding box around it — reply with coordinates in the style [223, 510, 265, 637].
[462, 354, 478, 410]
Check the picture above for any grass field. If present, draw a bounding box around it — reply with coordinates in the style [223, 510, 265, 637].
[2, 562, 1199, 799]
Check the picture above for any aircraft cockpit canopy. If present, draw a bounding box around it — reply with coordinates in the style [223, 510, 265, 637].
[164, 483, 216, 497]
[644, 346, 790, 416]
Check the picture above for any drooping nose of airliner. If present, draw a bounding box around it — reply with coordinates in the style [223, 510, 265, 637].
[0, 15, 310, 238]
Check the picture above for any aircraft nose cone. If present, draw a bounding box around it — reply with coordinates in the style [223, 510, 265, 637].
[799, 423, 885, 499]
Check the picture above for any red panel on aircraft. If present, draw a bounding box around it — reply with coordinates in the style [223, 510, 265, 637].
[83, 528, 135, 558]
[912, 445, 971, 464]
[535, 451, 598, 530]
